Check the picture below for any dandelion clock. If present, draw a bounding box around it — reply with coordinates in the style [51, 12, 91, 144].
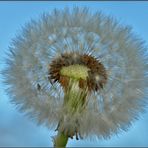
[3, 7, 148, 147]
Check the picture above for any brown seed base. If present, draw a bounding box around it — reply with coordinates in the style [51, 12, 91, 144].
[48, 52, 107, 92]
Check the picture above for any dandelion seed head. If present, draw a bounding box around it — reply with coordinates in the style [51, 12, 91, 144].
[3, 7, 148, 140]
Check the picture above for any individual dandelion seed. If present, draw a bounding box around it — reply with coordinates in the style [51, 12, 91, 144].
[2, 7, 148, 147]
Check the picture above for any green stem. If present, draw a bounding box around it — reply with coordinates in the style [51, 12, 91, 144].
[54, 131, 68, 148]
[54, 79, 87, 147]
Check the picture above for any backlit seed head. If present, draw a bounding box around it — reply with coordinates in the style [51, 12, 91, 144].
[3, 7, 148, 140]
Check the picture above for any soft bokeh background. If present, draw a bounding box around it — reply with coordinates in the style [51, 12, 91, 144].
[0, 1, 148, 147]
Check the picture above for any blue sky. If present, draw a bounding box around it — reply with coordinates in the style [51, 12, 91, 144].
[0, 1, 148, 147]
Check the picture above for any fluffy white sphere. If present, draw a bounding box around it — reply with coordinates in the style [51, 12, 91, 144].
[3, 7, 148, 140]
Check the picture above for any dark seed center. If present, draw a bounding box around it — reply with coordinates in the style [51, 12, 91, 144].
[49, 52, 107, 92]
